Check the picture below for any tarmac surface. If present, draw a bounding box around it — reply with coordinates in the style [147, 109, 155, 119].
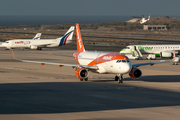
[0, 46, 180, 120]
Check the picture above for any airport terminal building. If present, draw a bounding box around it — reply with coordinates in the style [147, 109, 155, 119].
[143, 25, 167, 30]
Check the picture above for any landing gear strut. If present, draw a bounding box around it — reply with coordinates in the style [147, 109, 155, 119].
[115, 74, 123, 83]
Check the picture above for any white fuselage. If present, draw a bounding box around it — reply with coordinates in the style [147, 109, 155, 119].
[120, 44, 180, 56]
[75, 52, 132, 74]
[1, 39, 62, 49]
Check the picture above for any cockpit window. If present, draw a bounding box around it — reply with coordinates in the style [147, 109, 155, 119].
[116, 59, 130, 63]
[122, 60, 126, 62]
[116, 60, 122, 63]
[124, 47, 130, 49]
[5, 42, 9, 43]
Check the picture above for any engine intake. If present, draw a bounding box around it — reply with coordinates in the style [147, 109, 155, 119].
[30, 45, 38, 49]
[75, 68, 89, 79]
[161, 51, 172, 58]
[129, 67, 142, 79]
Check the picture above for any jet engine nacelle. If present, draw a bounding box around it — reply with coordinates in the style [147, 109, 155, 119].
[30, 45, 38, 49]
[75, 68, 89, 79]
[129, 67, 142, 79]
[161, 51, 172, 58]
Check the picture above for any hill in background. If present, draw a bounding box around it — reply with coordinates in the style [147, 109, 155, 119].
[1, 16, 180, 31]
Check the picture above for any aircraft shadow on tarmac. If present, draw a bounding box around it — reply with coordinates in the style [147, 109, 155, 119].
[0, 81, 180, 114]
[126, 75, 180, 82]
[89, 75, 180, 83]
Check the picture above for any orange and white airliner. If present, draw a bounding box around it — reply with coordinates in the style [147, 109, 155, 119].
[12, 23, 175, 83]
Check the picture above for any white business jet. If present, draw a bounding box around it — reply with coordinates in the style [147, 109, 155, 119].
[11, 23, 175, 83]
[2, 26, 74, 50]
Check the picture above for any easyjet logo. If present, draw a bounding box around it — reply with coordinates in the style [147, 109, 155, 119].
[103, 56, 113, 60]
[76, 26, 83, 50]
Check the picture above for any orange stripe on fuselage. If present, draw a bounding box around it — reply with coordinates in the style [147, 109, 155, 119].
[88, 53, 128, 66]
[73, 52, 81, 64]
[76, 23, 85, 52]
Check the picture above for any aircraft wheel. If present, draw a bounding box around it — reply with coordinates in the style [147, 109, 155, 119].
[118, 76, 123, 83]
[37, 47, 42, 50]
[84, 78, 88, 81]
[80, 79, 83, 81]
[115, 76, 119, 81]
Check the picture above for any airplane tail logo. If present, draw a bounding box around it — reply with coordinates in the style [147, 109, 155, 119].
[59, 26, 75, 46]
[76, 23, 85, 52]
[33, 33, 41, 40]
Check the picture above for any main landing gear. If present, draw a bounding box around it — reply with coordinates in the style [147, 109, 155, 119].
[115, 74, 123, 83]
[80, 78, 88, 81]
[173, 62, 178, 65]
[37, 47, 42, 50]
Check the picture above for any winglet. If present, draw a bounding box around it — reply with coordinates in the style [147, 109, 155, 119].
[76, 23, 85, 52]
[11, 48, 16, 59]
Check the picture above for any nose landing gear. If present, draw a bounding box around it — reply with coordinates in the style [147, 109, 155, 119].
[115, 74, 123, 83]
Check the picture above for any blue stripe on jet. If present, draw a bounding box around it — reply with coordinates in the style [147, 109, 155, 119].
[33, 37, 40, 40]
[59, 30, 74, 46]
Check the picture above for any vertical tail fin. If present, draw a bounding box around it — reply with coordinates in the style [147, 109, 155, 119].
[76, 23, 85, 52]
[58, 26, 75, 46]
[33, 33, 41, 40]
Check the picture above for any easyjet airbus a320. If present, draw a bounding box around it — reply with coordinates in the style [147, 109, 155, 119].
[11, 24, 175, 83]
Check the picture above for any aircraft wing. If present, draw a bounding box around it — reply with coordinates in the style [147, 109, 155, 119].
[132, 60, 173, 67]
[33, 43, 52, 47]
[48, 53, 74, 57]
[11, 48, 98, 70]
[17, 59, 99, 70]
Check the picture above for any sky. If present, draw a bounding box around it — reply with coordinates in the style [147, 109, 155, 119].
[0, 0, 180, 16]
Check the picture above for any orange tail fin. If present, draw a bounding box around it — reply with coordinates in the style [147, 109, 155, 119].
[76, 23, 85, 52]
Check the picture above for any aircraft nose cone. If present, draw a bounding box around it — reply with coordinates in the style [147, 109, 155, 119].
[123, 63, 132, 74]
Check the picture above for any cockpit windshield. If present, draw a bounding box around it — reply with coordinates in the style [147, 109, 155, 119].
[116, 59, 130, 63]
[124, 47, 130, 49]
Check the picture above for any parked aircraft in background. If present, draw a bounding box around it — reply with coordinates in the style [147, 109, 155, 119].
[1, 26, 74, 50]
[33, 33, 41, 40]
[11, 24, 175, 83]
[120, 44, 180, 60]
[0, 33, 41, 48]
[140, 14, 150, 24]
